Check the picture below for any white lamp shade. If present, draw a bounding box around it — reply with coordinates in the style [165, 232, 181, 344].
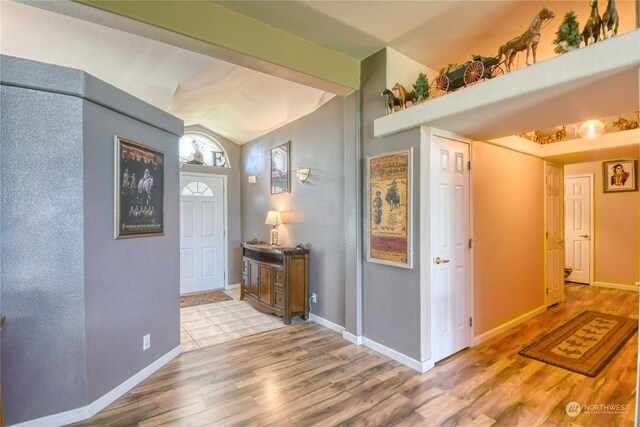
[265, 210, 282, 225]
[579, 120, 605, 139]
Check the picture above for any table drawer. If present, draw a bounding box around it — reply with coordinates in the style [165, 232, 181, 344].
[274, 268, 285, 285]
[274, 288, 284, 309]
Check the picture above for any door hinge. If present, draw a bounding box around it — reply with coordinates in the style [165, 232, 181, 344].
[546, 288, 550, 294]
[469, 317, 473, 327]
[468, 238, 473, 249]
[467, 160, 471, 171]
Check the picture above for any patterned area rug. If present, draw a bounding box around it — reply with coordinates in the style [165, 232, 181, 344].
[519, 311, 638, 377]
[180, 290, 232, 308]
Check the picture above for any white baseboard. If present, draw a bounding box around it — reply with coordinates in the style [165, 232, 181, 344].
[309, 313, 345, 334]
[10, 345, 182, 427]
[226, 283, 240, 290]
[342, 331, 363, 345]
[473, 305, 547, 346]
[593, 281, 639, 292]
[361, 337, 431, 373]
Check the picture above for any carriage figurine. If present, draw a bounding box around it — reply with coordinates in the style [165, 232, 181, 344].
[429, 55, 505, 98]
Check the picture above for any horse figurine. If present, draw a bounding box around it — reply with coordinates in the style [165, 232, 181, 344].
[602, 0, 619, 39]
[498, 7, 555, 72]
[392, 83, 413, 109]
[381, 89, 401, 114]
[612, 117, 638, 131]
[582, 0, 602, 45]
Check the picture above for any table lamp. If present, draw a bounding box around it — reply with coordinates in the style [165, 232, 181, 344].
[265, 210, 282, 246]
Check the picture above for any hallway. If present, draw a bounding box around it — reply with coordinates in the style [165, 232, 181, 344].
[76, 284, 638, 426]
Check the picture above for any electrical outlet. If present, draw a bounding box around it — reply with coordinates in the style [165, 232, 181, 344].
[143, 334, 150, 351]
[311, 293, 317, 303]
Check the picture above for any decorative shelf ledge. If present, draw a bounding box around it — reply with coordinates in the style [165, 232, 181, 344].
[374, 30, 640, 142]
[488, 128, 640, 164]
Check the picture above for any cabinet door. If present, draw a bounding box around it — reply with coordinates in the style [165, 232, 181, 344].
[248, 261, 259, 299]
[258, 264, 272, 305]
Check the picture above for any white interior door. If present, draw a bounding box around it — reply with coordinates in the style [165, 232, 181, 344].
[180, 174, 226, 294]
[431, 135, 471, 363]
[564, 175, 592, 284]
[544, 163, 564, 306]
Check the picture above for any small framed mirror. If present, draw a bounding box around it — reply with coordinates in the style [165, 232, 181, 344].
[270, 141, 290, 194]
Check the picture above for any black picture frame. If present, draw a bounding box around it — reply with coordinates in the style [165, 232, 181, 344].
[114, 136, 165, 238]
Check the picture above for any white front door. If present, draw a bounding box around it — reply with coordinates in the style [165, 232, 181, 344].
[180, 174, 226, 294]
[564, 175, 592, 284]
[544, 163, 564, 306]
[430, 135, 471, 362]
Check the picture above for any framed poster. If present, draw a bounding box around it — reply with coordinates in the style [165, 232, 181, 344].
[603, 160, 637, 193]
[366, 149, 413, 268]
[114, 136, 165, 238]
[271, 141, 290, 194]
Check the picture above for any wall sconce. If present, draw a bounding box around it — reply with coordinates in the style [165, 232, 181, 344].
[247, 175, 257, 184]
[293, 168, 310, 183]
[265, 210, 282, 246]
[579, 119, 605, 139]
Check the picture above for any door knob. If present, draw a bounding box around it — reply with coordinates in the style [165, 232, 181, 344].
[434, 257, 450, 264]
[579, 234, 589, 238]
[557, 239, 565, 245]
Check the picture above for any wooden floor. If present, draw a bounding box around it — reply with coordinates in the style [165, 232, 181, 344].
[76, 284, 638, 426]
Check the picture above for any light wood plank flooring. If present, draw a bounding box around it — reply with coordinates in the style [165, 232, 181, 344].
[76, 284, 638, 426]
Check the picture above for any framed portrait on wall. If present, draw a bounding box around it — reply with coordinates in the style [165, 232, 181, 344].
[114, 136, 165, 238]
[271, 141, 290, 194]
[366, 149, 413, 269]
[603, 159, 637, 193]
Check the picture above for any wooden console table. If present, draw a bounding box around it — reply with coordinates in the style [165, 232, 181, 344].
[241, 243, 309, 324]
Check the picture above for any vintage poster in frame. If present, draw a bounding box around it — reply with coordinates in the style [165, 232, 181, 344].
[271, 141, 290, 194]
[367, 149, 413, 268]
[603, 160, 637, 193]
[115, 136, 165, 238]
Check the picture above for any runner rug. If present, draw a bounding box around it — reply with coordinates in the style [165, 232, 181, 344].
[180, 290, 232, 308]
[519, 311, 638, 377]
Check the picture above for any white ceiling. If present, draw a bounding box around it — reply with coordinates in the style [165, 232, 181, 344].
[2, 1, 637, 145]
[216, 0, 638, 69]
[0, 1, 334, 144]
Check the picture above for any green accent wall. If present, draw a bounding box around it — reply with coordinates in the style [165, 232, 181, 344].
[78, 0, 360, 90]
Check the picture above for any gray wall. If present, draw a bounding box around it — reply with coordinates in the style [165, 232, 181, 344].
[82, 101, 180, 402]
[344, 91, 362, 337]
[181, 125, 242, 285]
[360, 50, 422, 359]
[241, 96, 347, 326]
[1, 55, 182, 424]
[1, 85, 88, 424]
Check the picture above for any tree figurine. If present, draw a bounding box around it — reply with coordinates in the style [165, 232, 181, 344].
[411, 73, 429, 104]
[554, 11, 581, 54]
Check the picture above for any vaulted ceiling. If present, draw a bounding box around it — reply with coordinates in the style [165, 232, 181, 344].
[1, 0, 637, 144]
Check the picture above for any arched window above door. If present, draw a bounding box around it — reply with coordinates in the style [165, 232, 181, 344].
[179, 132, 229, 167]
[181, 181, 214, 197]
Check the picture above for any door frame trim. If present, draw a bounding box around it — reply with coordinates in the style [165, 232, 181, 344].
[564, 173, 595, 286]
[179, 172, 229, 290]
[543, 161, 564, 306]
[420, 127, 474, 369]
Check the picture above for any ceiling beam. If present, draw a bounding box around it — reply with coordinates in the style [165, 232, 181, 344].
[75, 0, 359, 93]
